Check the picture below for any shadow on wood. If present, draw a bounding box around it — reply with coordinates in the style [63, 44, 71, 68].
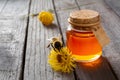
[75, 56, 118, 80]
[43, 23, 59, 30]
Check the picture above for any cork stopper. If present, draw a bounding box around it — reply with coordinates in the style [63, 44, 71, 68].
[68, 9, 100, 28]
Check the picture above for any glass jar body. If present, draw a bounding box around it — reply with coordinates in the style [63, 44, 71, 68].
[66, 25, 102, 62]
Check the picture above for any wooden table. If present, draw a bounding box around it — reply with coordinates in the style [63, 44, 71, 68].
[0, 0, 120, 80]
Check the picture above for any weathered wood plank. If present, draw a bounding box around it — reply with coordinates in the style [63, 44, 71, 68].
[53, 0, 80, 79]
[0, 0, 30, 80]
[54, 0, 78, 11]
[24, 0, 75, 80]
[54, 0, 120, 80]
[105, 0, 120, 17]
[53, 0, 78, 43]
[75, 0, 120, 79]
[76, 57, 117, 80]
[0, 0, 8, 12]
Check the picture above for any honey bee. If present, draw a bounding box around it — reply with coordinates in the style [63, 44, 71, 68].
[47, 36, 63, 51]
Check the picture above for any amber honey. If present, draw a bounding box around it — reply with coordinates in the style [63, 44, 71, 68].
[66, 29, 102, 62]
[66, 9, 104, 62]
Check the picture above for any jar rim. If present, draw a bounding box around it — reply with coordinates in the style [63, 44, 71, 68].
[68, 25, 93, 32]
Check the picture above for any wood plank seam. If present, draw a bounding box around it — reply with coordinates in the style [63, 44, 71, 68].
[73, 70, 78, 80]
[52, 0, 65, 45]
[105, 58, 119, 80]
[0, 0, 9, 13]
[0, 0, 32, 80]
[19, 0, 32, 80]
[104, 0, 120, 21]
[74, 0, 80, 9]
[52, 0, 78, 80]
[75, 0, 120, 80]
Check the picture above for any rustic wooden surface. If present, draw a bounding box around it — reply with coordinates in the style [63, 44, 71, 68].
[24, 0, 75, 80]
[0, 0, 120, 80]
[105, 0, 120, 17]
[76, 0, 120, 79]
[0, 0, 30, 80]
[54, 0, 120, 80]
[76, 57, 117, 80]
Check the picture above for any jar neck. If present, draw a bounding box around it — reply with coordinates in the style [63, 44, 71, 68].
[68, 25, 92, 32]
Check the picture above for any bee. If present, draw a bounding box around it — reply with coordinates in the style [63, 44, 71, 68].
[47, 36, 63, 51]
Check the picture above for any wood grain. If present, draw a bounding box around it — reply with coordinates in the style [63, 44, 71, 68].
[75, 57, 117, 80]
[0, 0, 119, 80]
[53, 0, 78, 44]
[76, 0, 120, 79]
[54, 0, 120, 80]
[0, 0, 30, 80]
[24, 0, 75, 80]
[105, 0, 120, 17]
[0, 0, 8, 12]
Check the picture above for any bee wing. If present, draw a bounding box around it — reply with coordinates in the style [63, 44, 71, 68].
[47, 38, 52, 48]
[47, 38, 52, 41]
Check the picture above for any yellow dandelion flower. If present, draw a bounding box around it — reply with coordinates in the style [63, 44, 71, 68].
[38, 11, 54, 26]
[48, 47, 76, 73]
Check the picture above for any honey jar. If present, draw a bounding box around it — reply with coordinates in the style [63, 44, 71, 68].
[66, 10, 103, 62]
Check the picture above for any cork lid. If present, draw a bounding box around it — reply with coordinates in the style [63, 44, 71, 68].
[68, 9, 100, 27]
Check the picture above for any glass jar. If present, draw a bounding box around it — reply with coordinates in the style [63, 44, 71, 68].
[66, 10, 102, 62]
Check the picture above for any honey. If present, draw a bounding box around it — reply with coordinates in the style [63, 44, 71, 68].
[66, 9, 104, 62]
[66, 28, 102, 62]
